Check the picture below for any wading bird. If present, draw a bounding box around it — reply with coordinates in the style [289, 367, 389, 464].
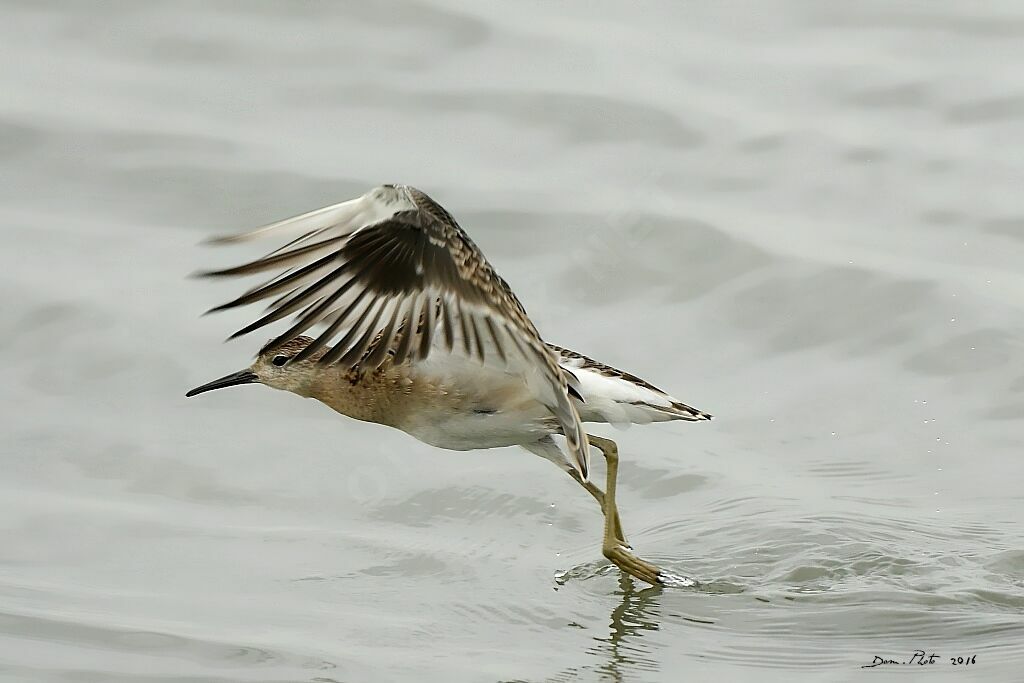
[187, 184, 711, 586]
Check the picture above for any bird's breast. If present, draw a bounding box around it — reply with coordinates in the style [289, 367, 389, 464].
[310, 362, 554, 450]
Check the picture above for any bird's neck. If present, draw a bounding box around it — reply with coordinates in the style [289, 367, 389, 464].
[305, 367, 406, 427]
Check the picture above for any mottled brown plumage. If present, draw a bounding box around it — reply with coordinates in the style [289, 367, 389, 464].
[199, 184, 590, 479]
[188, 185, 713, 588]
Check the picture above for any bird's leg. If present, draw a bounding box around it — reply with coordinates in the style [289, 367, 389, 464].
[523, 437, 627, 542]
[587, 435, 667, 587]
[567, 469, 628, 547]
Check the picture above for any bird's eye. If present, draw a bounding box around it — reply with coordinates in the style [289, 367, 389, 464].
[271, 355, 289, 367]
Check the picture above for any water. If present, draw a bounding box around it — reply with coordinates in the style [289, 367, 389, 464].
[2, 1, 1023, 681]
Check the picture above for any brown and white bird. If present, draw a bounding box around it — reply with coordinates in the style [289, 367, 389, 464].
[187, 184, 712, 586]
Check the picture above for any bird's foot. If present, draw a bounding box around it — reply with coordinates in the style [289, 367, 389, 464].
[602, 543, 698, 588]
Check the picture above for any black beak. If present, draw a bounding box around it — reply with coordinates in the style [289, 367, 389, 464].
[186, 370, 259, 397]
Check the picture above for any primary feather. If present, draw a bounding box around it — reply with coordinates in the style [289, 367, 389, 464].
[198, 184, 592, 480]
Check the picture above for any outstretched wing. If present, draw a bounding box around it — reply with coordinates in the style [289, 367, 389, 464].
[198, 184, 590, 480]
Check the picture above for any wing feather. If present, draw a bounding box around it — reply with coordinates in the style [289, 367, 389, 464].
[198, 184, 590, 479]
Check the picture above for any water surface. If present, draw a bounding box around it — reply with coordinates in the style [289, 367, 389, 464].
[2, 1, 1023, 681]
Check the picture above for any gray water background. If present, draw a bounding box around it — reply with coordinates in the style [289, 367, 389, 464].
[2, 1, 1023, 681]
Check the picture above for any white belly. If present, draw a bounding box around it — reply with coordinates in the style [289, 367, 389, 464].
[395, 357, 558, 450]
[401, 400, 556, 450]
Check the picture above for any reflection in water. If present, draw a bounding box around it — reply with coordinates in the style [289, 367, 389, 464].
[4, 0, 1024, 680]
[541, 576, 664, 683]
[590, 577, 665, 682]
[546, 575, 717, 682]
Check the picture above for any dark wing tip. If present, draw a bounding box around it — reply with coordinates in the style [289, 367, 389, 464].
[203, 303, 231, 315]
[190, 266, 246, 279]
[577, 454, 589, 481]
[202, 233, 241, 246]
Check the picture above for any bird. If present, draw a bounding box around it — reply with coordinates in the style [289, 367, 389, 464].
[186, 184, 712, 587]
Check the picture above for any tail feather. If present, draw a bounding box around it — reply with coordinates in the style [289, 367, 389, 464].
[547, 343, 712, 427]
[653, 399, 714, 422]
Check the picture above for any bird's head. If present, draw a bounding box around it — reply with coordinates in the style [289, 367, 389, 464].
[185, 336, 323, 398]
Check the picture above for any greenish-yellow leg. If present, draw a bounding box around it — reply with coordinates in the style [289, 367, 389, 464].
[587, 435, 667, 586]
[567, 469, 627, 545]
